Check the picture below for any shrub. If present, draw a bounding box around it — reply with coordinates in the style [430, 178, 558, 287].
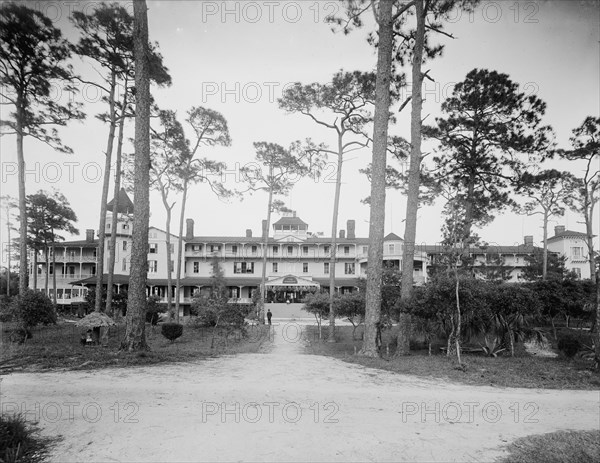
[0, 295, 15, 322]
[12, 291, 56, 329]
[145, 296, 166, 325]
[558, 336, 581, 358]
[0, 414, 52, 463]
[161, 323, 183, 343]
[191, 297, 247, 329]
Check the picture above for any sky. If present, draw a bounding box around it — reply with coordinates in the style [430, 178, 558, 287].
[1, 0, 599, 258]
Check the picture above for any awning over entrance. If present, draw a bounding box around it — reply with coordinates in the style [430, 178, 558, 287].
[265, 275, 320, 291]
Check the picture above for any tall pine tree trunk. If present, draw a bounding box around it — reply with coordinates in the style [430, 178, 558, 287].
[6, 202, 11, 297]
[398, 0, 426, 356]
[44, 245, 49, 294]
[259, 169, 274, 325]
[32, 249, 38, 291]
[327, 134, 344, 342]
[16, 103, 28, 296]
[542, 209, 549, 279]
[595, 267, 600, 369]
[122, 0, 151, 351]
[94, 72, 117, 313]
[106, 78, 128, 316]
[584, 202, 596, 284]
[52, 243, 57, 306]
[360, 0, 394, 358]
[158, 181, 174, 320]
[174, 178, 188, 323]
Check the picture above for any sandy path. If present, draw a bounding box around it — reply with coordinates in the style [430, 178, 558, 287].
[1, 322, 599, 462]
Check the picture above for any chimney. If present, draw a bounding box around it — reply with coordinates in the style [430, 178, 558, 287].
[554, 225, 565, 236]
[186, 219, 194, 240]
[347, 220, 356, 239]
[86, 229, 95, 243]
[246, 229, 252, 238]
[524, 235, 534, 246]
[339, 230, 346, 239]
[262, 220, 268, 238]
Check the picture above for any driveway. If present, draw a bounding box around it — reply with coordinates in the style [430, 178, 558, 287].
[1, 322, 598, 462]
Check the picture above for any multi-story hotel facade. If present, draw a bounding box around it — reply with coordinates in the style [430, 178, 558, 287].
[28, 191, 592, 311]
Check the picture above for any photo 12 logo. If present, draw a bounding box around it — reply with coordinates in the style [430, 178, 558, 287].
[401, 401, 539, 424]
[1, 401, 140, 424]
[201, 401, 340, 424]
[200, 2, 340, 24]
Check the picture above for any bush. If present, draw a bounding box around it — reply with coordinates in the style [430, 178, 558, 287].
[161, 323, 183, 343]
[0, 295, 15, 322]
[145, 296, 166, 325]
[0, 414, 52, 463]
[558, 336, 581, 358]
[191, 297, 248, 329]
[12, 291, 56, 329]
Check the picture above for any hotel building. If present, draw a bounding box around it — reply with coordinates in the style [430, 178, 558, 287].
[28, 191, 591, 310]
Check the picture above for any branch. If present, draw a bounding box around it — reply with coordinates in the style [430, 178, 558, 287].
[425, 24, 455, 40]
[398, 96, 412, 113]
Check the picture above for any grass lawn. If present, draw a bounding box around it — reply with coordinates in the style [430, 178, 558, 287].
[0, 319, 270, 373]
[304, 325, 600, 390]
[497, 430, 600, 463]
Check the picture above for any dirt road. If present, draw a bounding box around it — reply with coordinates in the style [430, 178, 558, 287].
[1, 322, 598, 462]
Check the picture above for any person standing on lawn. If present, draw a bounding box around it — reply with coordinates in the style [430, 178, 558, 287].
[267, 309, 272, 325]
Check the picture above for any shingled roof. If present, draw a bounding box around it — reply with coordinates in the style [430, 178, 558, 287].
[107, 188, 134, 215]
[547, 229, 589, 241]
[273, 216, 308, 227]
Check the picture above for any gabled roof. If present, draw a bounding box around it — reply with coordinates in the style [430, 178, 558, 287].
[384, 233, 403, 241]
[547, 230, 589, 241]
[273, 216, 308, 227]
[54, 239, 98, 247]
[417, 244, 545, 255]
[107, 188, 134, 215]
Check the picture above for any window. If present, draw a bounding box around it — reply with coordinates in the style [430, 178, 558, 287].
[149, 243, 158, 254]
[122, 258, 127, 271]
[192, 244, 202, 252]
[64, 289, 71, 300]
[344, 246, 350, 255]
[362, 246, 368, 254]
[39, 265, 44, 275]
[388, 244, 395, 253]
[272, 246, 278, 255]
[193, 262, 199, 273]
[571, 247, 583, 258]
[106, 223, 111, 230]
[251, 245, 257, 254]
[91, 265, 96, 275]
[272, 262, 278, 273]
[303, 246, 309, 255]
[148, 260, 157, 273]
[573, 268, 581, 278]
[209, 245, 221, 253]
[123, 241, 127, 251]
[72, 288, 80, 298]
[231, 245, 238, 254]
[303, 263, 308, 273]
[324, 246, 330, 254]
[122, 223, 129, 231]
[324, 262, 329, 274]
[344, 263, 355, 275]
[234, 262, 254, 274]
[287, 246, 293, 255]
